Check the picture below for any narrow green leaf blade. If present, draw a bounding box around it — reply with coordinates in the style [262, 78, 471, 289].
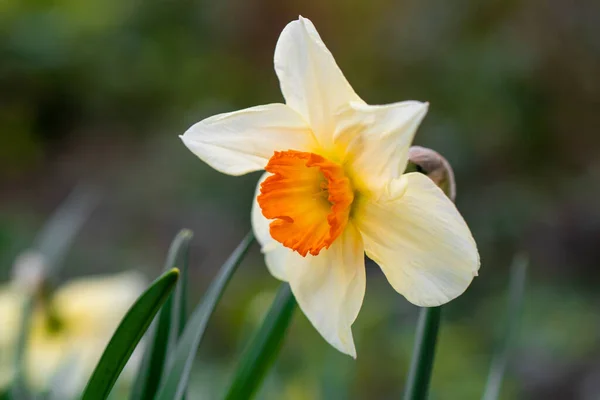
[130, 230, 193, 400]
[0, 387, 11, 400]
[34, 185, 99, 274]
[172, 230, 192, 400]
[11, 297, 34, 400]
[176, 229, 191, 338]
[403, 306, 442, 400]
[224, 283, 296, 400]
[482, 255, 528, 400]
[81, 268, 179, 400]
[155, 232, 254, 400]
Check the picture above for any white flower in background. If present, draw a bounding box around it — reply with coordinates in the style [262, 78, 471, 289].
[181, 16, 480, 357]
[0, 258, 146, 395]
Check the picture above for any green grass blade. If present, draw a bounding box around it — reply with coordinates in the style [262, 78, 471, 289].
[130, 230, 193, 400]
[81, 268, 180, 400]
[482, 255, 528, 400]
[176, 230, 191, 338]
[155, 232, 254, 400]
[10, 297, 34, 400]
[34, 185, 99, 273]
[403, 306, 442, 400]
[224, 283, 296, 400]
[172, 230, 192, 400]
[0, 388, 11, 400]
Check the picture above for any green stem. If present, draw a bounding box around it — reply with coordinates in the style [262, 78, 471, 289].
[403, 306, 442, 400]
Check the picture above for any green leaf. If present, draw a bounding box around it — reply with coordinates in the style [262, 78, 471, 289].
[403, 306, 442, 400]
[172, 229, 192, 400]
[34, 185, 99, 274]
[224, 283, 296, 400]
[11, 297, 34, 400]
[482, 254, 528, 400]
[176, 229, 191, 339]
[130, 230, 193, 400]
[0, 387, 11, 400]
[155, 232, 254, 400]
[81, 268, 180, 400]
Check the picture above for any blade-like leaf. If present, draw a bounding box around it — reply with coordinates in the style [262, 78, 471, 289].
[0, 388, 11, 400]
[224, 283, 296, 400]
[155, 232, 254, 400]
[10, 296, 34, 400]
[482, 255, 528, 400]
[34, 185, 99, 274]
[176, 230, 191, 338]
[172, 230, 192, 400]
[81, 268, 180, 400]
[403, 306, 442, 400]
[130, 230, 193, 400]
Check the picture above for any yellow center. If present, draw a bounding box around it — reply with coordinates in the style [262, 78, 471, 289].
[258, 150, 354, 257]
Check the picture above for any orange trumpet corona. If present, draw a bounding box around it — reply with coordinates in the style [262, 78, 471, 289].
[257, 150, 354, 256]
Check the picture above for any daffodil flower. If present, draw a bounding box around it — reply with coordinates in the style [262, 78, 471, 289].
[181, 16, 479, 357]
[0, 267, 146, 394]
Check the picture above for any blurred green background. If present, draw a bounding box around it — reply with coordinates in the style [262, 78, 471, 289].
[1, 0, 600, 398]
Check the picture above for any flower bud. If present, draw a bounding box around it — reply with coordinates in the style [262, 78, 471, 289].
[407, 146, 456, 202]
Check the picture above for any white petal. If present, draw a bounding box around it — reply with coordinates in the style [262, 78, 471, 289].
[334, 101, 428, 192]
[181, 104, 316, 176]
[251, 176, 366, 356]
[22, 272, 147, 392]
[286, 223, 365, 358]
[274, 17, 362, 150]
[355, 173, 479, 307]
[0, 286, 26, 347]
[251, 172, 291, 281]
[52, 272, 147, 327]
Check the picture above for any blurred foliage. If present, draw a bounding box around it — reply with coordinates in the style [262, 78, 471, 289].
[1, 0, 600, 398]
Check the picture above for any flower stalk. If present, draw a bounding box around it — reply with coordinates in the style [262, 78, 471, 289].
[403, 306, 442, 400]
[403, 147, 456, 400]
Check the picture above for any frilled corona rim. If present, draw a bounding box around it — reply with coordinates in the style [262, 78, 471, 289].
[258, 150, 354, 256]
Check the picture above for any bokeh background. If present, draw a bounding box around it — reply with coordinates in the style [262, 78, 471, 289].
[1, 0, 600, 398]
